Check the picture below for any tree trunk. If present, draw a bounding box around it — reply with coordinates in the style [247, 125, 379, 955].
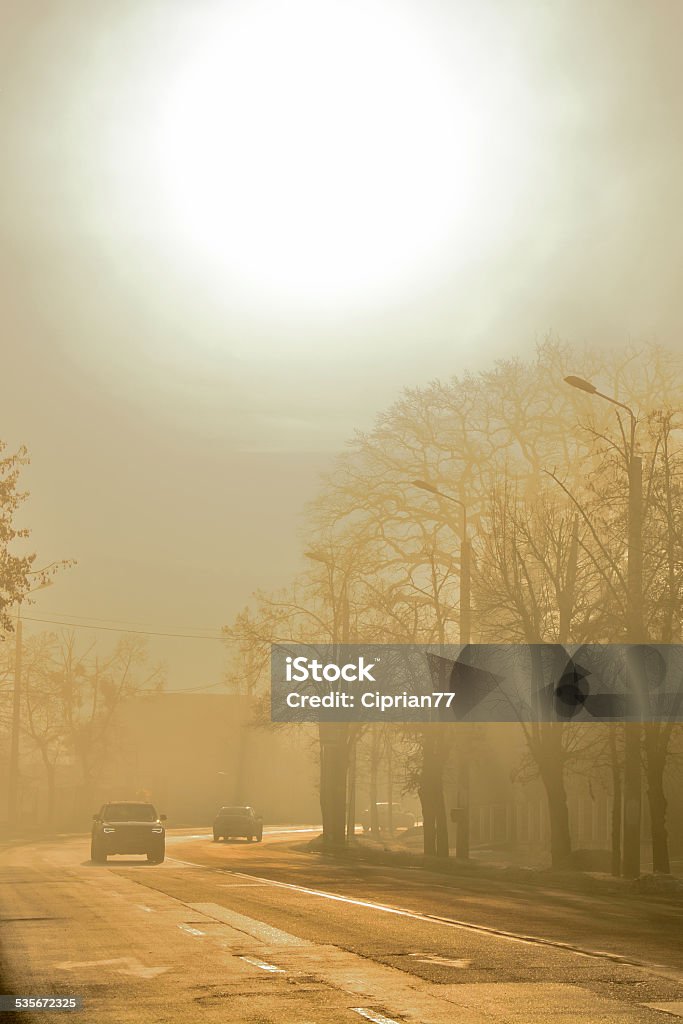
[346, 735, 356, 841]
[35, 741, 56, 830]
[419, 782, 437, 856]
[643, 726, 670, 874]
[319, 723, 348, 847]
[435, 780, 450, 858]
[419, 728, 449, 858]
[539, 749, 572, 869]
[45, 764, 56, 829]
[370, 725, 380, 838]
[608, 727, 622, 877]
[545, 779, 572, 868]
[386, 737, 393, 834]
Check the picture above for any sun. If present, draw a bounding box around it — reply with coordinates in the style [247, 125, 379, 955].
[152, 0, 488, 313]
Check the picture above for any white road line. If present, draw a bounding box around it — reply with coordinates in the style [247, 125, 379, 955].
[162, 858, 679, 980]
[217, 883, 272, 888]
[136, 904, 153, 913]
[643, 1002, 683, 1017]
[262, 827, 322, 834]
[224, 871, 673, 975]
[352, 1008, 401, 1024]
[239, 956, 285, 973]
[177, 923, 205, 937]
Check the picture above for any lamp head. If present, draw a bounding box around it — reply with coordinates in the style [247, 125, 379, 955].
[412, 479, 439, 494]
[564, 375, 597, 395]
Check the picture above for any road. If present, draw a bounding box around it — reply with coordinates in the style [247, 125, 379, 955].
[1, 827, 681, 1023]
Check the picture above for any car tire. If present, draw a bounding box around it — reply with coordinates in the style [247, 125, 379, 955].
[247, 835, 253, 842]
[147, 850, 165, 864]
[256, 831, 263, 843]
[212, 834, 219, 842]
[91, 842, 106, 864]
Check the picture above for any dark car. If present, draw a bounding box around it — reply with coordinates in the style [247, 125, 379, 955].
[360, 802, 416, 832]
[213, 805, 263, 842]
[91, 801, 166, 863]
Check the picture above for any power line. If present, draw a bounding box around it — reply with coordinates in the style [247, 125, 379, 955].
[21, 616, 228, 641]
[169, 680, 230, 693]
[40, 610, 226, 632]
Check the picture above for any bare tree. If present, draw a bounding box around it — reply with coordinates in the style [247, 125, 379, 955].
[57, 633, 165, 815]
[20, 633, 65, 827]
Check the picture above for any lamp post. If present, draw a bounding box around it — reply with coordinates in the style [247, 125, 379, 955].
[564, 374, 642, 878]
[7, 577, 54, 829]
[412, 480, 471, 859]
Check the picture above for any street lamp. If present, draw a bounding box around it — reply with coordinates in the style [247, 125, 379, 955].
[7, 576, 54, 829]
[304, 548, 351, 644]
[412, 479, 472, 859]
[564, 374, 642, 878]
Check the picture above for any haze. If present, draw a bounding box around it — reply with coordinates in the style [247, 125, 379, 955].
[2, 0, 683, 687]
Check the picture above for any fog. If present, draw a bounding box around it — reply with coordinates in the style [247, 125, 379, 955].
[2, 0, 683, 688]
[3, 13, 683, 1022]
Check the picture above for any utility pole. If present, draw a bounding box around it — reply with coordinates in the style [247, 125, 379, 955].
[456, 506, 471, 860]
[565, 376, 642, 878]
[623, 442, 643, 878]
[7, 612, 23, 828]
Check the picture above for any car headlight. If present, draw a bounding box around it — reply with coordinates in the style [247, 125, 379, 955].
[103, 827, 116, 833]
[151, 827, 164, 833]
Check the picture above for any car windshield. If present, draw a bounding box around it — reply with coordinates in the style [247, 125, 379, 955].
[219, 806, 250, 815]
[103, 803, 157, 822]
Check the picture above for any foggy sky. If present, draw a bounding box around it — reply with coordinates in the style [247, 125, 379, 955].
[2, 0, 682, 687]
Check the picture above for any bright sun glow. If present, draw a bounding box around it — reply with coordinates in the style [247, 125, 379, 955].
[152, 0, 526, 313]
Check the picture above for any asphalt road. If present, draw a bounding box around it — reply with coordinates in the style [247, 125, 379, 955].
[1, 828, 681, 1024]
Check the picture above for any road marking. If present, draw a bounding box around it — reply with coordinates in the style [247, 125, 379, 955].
[162, 856, 681, 981]
[136, 904, 153, 913]
[644, 1003, 683, 1018]
[410, 953, 472, 968]
[189, 902, 309, 946]
[56, 957, 167, 979]
[169, 834, 207, 841]
[239, 955, 285, 973]
[170, 827, 321, 842]
[352, 1008, 401, 1024]
[262, 827, 322, 835]
[177, 923, 205, 937]
[223, 871, 674, 976]
[218, 883, 272, 888]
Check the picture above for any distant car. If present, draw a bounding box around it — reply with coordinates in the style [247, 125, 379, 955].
[91, 801, 166, 863]
[360, 802, 416, 832]
[213, 805, 263, 842]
